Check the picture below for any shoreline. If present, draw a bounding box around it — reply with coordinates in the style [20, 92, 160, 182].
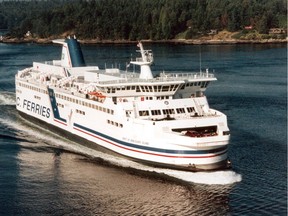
[0, 37, 287, 45]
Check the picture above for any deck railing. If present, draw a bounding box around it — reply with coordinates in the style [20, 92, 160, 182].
[96, 71, 215, 85]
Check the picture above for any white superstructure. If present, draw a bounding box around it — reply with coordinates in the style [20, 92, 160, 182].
[15, 37, 231, 171]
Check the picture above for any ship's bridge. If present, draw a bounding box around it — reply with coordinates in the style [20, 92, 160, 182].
[86, 70, 216, 99]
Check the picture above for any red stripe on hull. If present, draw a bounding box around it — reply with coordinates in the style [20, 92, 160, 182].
[73, 126, 226, 159]
[54, 119, 67, 126]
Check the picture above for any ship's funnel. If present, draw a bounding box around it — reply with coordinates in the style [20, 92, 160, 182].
[66, 37, 86, 67]
[53, 36, 86, 68]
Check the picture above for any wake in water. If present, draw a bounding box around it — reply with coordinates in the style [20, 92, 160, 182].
[0, 91, 16, 105]
[0, 91, 242, 185]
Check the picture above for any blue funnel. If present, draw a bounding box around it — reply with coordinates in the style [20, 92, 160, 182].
[66, 38, 86, 67]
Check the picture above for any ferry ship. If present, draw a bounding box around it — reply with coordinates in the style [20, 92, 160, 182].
[15, 37, 231, 171]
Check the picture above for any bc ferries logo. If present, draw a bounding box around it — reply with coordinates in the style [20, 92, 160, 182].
[17, 97, 51, 118]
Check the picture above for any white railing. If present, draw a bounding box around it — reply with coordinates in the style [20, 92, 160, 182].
[162, 72, 215, 79]
[96, 71, 215, 85]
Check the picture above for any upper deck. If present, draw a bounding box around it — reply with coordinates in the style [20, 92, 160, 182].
[16, 38, 217, 99]
[93, 69, 216, 86]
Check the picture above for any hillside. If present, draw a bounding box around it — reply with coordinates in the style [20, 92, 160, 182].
[0, 0, 287, 43]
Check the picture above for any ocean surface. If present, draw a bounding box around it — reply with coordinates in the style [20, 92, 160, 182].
[0, 41, 286, 215]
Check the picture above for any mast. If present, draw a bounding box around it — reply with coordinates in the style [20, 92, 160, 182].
[130, 41, 154, 79]
[199, 45, 202, 72]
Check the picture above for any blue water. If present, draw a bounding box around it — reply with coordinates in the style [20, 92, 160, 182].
[0, 42, 286, 215]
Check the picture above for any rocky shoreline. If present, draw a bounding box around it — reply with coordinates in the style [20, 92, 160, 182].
[0, 36, 287, 45]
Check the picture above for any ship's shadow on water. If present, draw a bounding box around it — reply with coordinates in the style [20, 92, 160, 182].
[69, 153, 234, 215]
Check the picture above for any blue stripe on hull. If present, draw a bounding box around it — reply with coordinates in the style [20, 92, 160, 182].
[73, 122, 227, 155]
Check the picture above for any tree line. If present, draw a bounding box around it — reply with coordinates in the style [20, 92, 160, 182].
[0, 0, 287, 40]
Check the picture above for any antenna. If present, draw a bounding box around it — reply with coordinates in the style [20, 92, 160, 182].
[199, 45, 202, 72]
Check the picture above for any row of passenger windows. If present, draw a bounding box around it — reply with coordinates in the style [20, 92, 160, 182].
[18, 82, 48, 94]
[53, 93, 114, 115]
[141, 96, 170, 101]
[55, 94, 113, 116]
[139, 107, 196, 116]
[57, 102, 64, 108]
[107, 120, 123, 128]
[76, 109, 85, 115]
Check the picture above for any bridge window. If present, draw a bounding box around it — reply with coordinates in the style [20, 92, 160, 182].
[201, 82, 207, 88]
[151, 110, 161, 115]
[172, 84, 179, 91]
[162, 86, 169, 92]
[154, 85, 161, 92]
[187, 107, 195, 113]
[139, 110, 149, 116]
[163, 109, 175, 115]
[176, 108, 185, 114]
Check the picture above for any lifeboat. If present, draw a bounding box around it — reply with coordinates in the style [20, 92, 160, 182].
[88, 92, 106, 102]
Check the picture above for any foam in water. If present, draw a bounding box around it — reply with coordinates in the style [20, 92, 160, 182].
[0, 92, 242, 185]
[161, 169, 242, 185]
[0, 92, 16, 105]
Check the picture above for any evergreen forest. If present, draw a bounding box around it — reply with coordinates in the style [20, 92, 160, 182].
[0, 0, 287, 40]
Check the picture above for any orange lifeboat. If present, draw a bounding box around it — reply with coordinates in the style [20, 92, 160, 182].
[88, 92, 106, 98]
